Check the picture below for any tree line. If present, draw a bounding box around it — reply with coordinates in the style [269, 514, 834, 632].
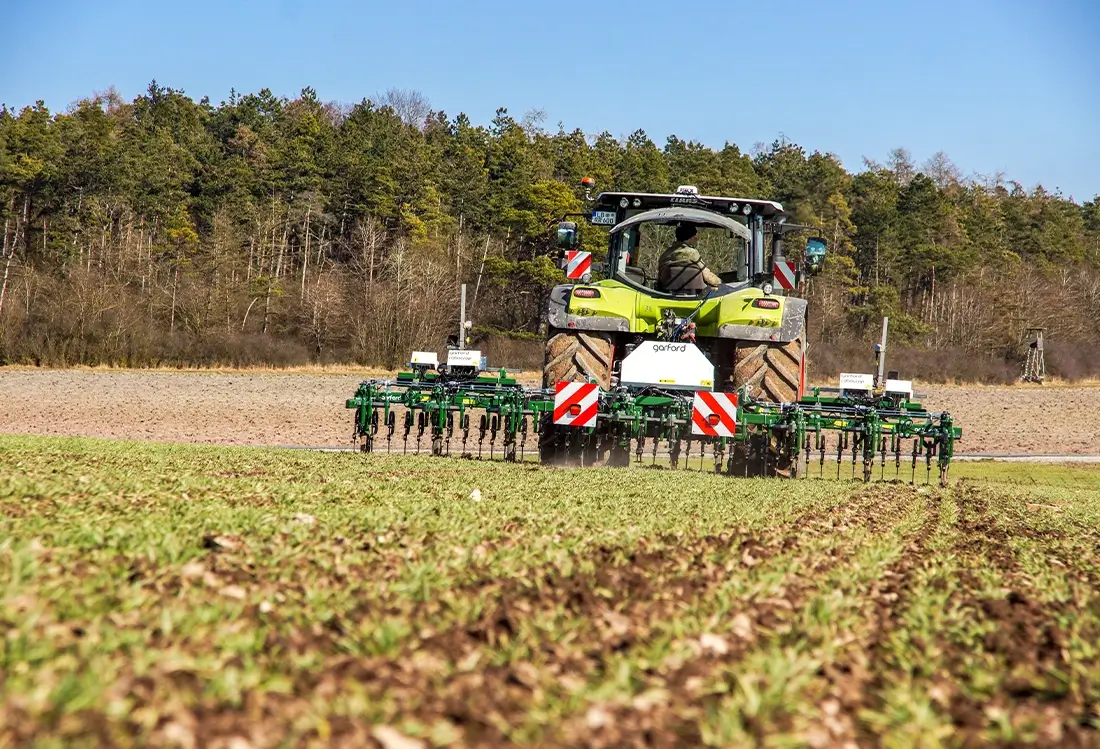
[1, 83, 1098, 380]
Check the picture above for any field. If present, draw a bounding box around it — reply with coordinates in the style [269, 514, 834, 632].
[2, 368, 1100, 454]
[3, 434, 1100, 747]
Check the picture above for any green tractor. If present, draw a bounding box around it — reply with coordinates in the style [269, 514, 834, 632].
[542, 181, 828, 464]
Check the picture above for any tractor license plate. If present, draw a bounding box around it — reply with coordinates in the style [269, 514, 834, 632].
[590, 210, 617, 225]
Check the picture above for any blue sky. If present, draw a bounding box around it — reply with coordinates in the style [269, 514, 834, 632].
[3, 0, 1098, 201]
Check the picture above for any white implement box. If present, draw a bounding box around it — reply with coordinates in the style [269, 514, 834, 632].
[885, 378, 914, 398]
[409, 351, 439, 369]
[619, 341, 715, 391]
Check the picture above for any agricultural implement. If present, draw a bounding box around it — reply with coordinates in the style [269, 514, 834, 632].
[347, 337, 961, 486]
[347, 182, 962, 485]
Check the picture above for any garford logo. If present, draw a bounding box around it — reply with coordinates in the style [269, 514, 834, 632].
[652, 343, 688, 353]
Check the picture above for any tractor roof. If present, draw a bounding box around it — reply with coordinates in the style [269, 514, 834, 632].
[595, 188, 786, 219]
[610, 207, 752, 241]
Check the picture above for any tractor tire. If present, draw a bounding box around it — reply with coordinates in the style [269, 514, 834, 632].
[731, 333, 806, 404]
[727, 330, 807, 478]
[540, 329, 614, 466]
[542, 329, 615, 389]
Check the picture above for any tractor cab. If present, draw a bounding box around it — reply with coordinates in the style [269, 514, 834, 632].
[555, 184, 827, 296]
[610, 206, 752, 298]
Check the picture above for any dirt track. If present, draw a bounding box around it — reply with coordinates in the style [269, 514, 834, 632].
[1, 368, 1098, 455]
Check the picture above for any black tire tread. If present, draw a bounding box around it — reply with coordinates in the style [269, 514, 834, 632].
[542, 330, 614, 389]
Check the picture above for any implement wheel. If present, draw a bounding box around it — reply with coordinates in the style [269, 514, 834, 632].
[540, 329, 614, 466]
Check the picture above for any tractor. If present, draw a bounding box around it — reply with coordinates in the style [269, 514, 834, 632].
[540, 181, 827, 467]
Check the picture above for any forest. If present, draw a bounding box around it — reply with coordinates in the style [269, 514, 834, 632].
[1, 83, 1098, 380]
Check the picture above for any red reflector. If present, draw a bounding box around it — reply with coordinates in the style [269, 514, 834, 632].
[708, 414, 720, 426]
[573, 288, 600, 298]
[752, 298, 781, 309]
[569, 404, 582, 416]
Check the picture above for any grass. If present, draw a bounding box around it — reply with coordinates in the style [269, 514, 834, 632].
[2, 436, 1100, 747]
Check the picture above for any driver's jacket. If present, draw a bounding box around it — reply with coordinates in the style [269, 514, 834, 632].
[657, 241, 722, 293]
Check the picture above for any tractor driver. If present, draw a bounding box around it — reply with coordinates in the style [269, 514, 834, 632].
[657, 224, 721, 293]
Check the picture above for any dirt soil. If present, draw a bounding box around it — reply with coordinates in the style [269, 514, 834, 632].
[1, 368, 1098, 455]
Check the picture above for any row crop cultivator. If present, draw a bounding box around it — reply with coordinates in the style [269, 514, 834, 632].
[347, 366, 961, 486]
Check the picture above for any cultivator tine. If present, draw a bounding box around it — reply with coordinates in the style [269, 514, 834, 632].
[416, 412, 428, 454]
[879, 436, 887, 481]
[461, 414, 470, 457]
[477, 415, 488, 459]
[502, 416, 517, 463]
[386, 412, 396, 453]
[817, 433, 826, 477]
[402, 411, 413, 454]
[489, 415, 499, 459]
[910, 440, 919, 484]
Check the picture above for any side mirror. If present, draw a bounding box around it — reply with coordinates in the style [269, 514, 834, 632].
[555, 221, 579, 250]
[804, 237, 827, 274]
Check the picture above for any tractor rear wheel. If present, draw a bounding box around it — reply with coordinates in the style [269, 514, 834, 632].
[727, 330, 807, 477]
[542, 329, 614, 389]
[731, 332, 806, 404]
[540, 329, 615, 466]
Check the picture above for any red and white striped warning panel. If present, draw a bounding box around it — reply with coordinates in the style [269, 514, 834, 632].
[773, 260, 798, 290]
[691, 391, 738, 437]
[565, 251, 592, 280]
[553, 381, 599, 427]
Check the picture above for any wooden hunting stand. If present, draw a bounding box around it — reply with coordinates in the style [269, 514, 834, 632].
[1022, 327, 1046, 384]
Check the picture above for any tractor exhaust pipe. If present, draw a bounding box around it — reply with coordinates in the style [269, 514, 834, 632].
[771, 235, 785, 275]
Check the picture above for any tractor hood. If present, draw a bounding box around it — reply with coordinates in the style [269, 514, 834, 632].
[610, 207, 752, 241]
[546, 282, 807, 343]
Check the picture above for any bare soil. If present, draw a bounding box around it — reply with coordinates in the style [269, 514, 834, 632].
[1, 368, 1097, 454]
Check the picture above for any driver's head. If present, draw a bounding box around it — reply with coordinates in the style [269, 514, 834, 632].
[675, 224, 698, 243]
